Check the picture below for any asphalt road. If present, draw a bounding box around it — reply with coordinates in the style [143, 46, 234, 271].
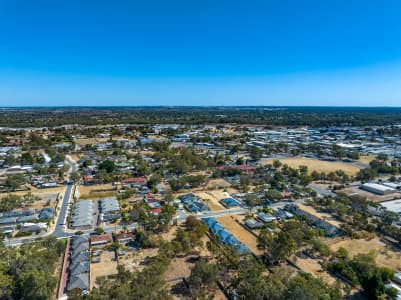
[53, 183, 73, 237]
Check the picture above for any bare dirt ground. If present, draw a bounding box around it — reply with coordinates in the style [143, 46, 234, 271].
[261, 157, 361, 176]
[216, 215, 263, 255]
[160, 226, 179, 241]
[206, 178, 231, 189]
[70, 154, 83, 162]
[75, 137, 110, 146]
[358, 155, 376, 164]
[164, 256, 195, 281]
[339, 186, 401, 202]
[162, 240, 226, 300]
[290, 255, 337, 285]
[326, 237, 401, 271]
[193, 190, 228, 211]
[90, 249, 118, 288]
[118, 248, 159, 273]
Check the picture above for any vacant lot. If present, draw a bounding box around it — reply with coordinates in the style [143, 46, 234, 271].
[327, 237, 401, 271]
[262, 157, 361, 176]
[290, 255, 337, 285]
[206, 178, 231, 189]
[164, 256, 195, 281]
[193, 190, 228, 211]
[358, 155, 376, 164]
[75, 137, 109, 146]
[118, 248, 159, 273]
[0, 191, 61, 209]
[90, 250, 118, 288]
[77, 184, 116, 199]
[69, 154, 83, 162]
[216, 215, 263, 255]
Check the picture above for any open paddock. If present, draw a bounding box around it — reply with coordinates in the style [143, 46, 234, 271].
[0, 191, 61, 209]
[77, 184, 116, 200]
[90, 249, 118, 289]
[326, 237, 401, 271]
[290, 255, 337, 285]
[261, 157, 362, 176]
[193, 190, 228, 211]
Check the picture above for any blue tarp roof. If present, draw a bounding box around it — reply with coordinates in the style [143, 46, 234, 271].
[203, 217, 217, 227]
[210, 223, 225, 234]
[221, 197, 239, 207]
[203, 218, 250, 255]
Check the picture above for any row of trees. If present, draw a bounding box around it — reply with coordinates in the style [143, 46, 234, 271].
[4, 107, 401, 127]
[0, 192, 39, 211]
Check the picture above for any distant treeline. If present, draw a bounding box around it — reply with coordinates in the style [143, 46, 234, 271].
[1, 106, 401, 127]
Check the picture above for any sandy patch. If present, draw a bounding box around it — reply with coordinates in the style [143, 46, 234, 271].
[118, 248, 159, 273]
[358, 155, 376, 164]
[290, 256, 337, 284]
[193, 190, 228, 211]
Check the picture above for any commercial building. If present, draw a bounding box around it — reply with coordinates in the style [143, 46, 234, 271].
[361, 183, 396, 195]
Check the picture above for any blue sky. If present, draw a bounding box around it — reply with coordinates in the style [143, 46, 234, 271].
[1, 0, 401, 106]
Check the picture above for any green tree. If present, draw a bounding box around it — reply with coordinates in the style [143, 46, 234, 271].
[188, 261, 219, 298]
[5, 174, 25, 191]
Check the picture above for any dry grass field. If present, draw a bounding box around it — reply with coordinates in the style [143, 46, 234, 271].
[77, 184, 116, 199]
[90, 250, 118, 288]
[326, 237, 401, 271]
[216, 215, 263, 255]
[193, 190, 228, 211]
[358, 155, 376, 164]
[118, 248, 159, 273]
[75, 137, 110, 146]
[163, 257, 194, 280]
[205, 178, 231, 189]
[264, 157, 362, 176]
[0, 190, 61, 209]
[69, 154, 83, 162]
[290, 256, 337, 285]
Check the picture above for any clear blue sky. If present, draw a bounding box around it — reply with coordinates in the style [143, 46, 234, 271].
[1, 0, 401, 106]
